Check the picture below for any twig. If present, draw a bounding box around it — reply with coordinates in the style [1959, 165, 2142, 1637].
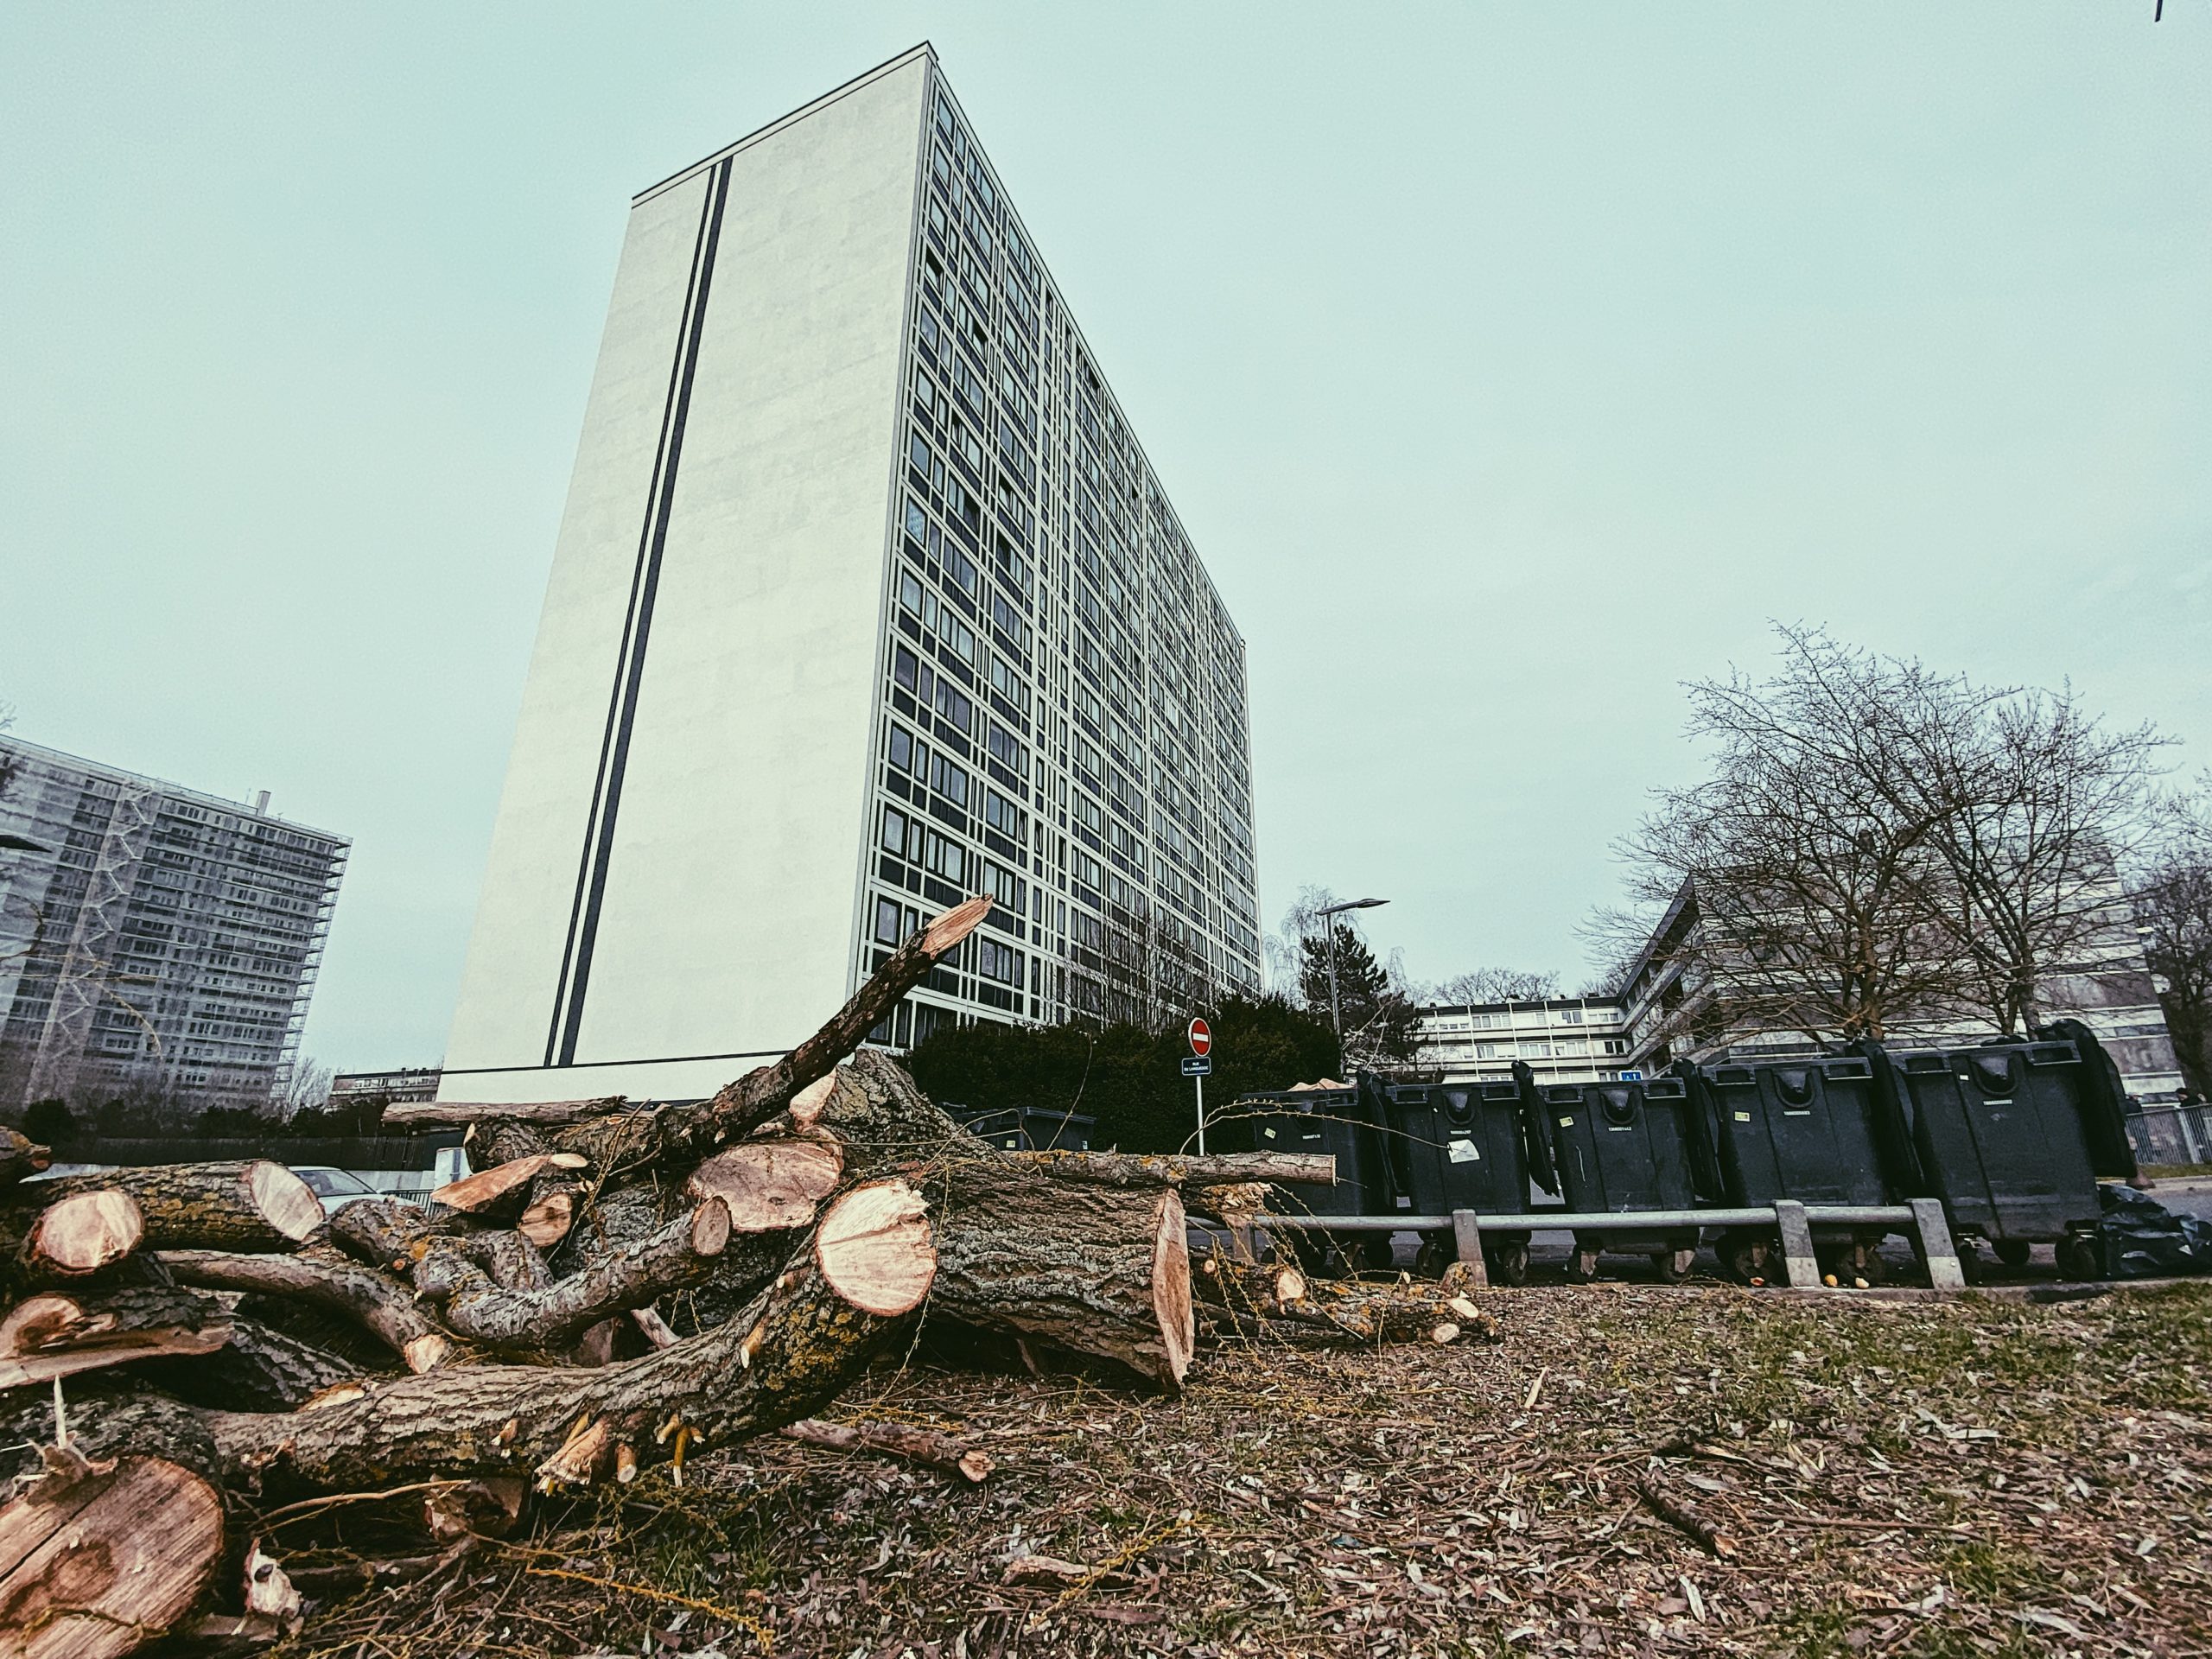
[1638, 1478, 1739, 1560]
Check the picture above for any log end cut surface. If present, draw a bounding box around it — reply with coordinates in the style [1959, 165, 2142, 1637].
[689, 1139, 844, 1232]
[816, 1181, 934, 1317]
[1153, 1190, 1194, 1389]
[28, 1190, 143, 1274]
[0, 1454, 224, 1659]
[251, 1160, 327, 1243]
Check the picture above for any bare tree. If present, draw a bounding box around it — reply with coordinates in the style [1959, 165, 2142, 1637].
[1589, 627, 1982, 1052]
[1593, 626, 2166, 1054]
[2133, 776, 2212, 1096]
[1897, 683, 2166, 1033]
[0, 702, 21, 805]
[1432, 967, 1560, 1005]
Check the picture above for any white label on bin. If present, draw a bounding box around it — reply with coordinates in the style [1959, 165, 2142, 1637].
[1447, 1139, 1479, 1163]
[1262, 1128, 1276, 1140]
[1558, 1116, 1575, 1128]
[1734, 1111, 1752, 1122]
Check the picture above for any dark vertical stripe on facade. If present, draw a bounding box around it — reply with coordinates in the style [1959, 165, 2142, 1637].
[544, 158, 733, 1066]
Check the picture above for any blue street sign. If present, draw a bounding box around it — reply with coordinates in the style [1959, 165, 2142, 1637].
[1618, 1068, 1644, 1081]
[1180, 1056, 1212, 1077]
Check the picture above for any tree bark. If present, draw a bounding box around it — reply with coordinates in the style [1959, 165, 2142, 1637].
[924, 1159, 1192, 1392]
[0, 1128, 50, 1187]
[415, 1200, 734, 1355]
[8, 1161, 321, 1252]
[0, 1284, 231, 1389]
[156, 1249, 456, 1373]
[0, 1453, 225, 1659]
[200, 1179, 934, 1492]
[1, 1189, 143, 1280]
[138, 1314, 366, 1412]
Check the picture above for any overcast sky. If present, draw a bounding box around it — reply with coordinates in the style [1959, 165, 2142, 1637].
[3, 5, 2207, 1070]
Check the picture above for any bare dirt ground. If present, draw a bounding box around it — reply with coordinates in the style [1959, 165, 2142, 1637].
[263, 1282, 2212, 1659]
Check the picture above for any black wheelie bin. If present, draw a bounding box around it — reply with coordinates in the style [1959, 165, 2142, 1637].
[1382, 1078, 1559, 1284]
[1879, 1033, 2123, 1280]
[1534, 1069, 1714, 1282]
[1220, 1077, 1395, 1276]
[1678, 1054, 1922, 1286]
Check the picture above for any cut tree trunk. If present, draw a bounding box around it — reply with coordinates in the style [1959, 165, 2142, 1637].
[925, 1159, 1192, 1392]
[7, 1161, 321, 1252]
[548, 895, 992, 1175]
[0, 1128, 51, 1187]
[414, 1200, 735, 1355]
[0, 1453, 225, 1659]
[199, 1179, 934, 1491]
[1, 1189, 143, 1280]
[156, 1249, 456, 1373]
[0, 1284, 231, 1389]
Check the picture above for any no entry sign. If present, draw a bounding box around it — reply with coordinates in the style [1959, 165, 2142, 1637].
[1187, 1017, 1211, 1058]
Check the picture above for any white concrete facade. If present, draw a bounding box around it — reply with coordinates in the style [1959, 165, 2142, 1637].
[443, 48, 1261, 1104]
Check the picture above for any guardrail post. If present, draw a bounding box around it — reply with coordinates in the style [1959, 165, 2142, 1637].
[1452, 1211, 1490, 1288]
[1910, 1198, 1966, 1291]
[1772, 1200, 1822, 1289]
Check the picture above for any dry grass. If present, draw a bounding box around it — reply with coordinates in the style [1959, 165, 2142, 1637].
[262, 1282, 2212, 1658]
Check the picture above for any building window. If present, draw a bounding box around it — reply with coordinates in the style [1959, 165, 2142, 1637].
[875, 897, 904, 945]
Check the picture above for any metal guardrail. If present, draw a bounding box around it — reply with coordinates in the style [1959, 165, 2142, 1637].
[1246, 1199, 1966, 1292]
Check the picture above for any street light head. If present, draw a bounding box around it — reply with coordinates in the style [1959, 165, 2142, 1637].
[1319, 896, 1389, 916]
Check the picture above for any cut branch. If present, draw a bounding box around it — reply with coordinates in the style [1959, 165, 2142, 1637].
[416, 1200, 735, 1355]
[0, 1127, 52, 1187]
[382, 1096, 626, 1130]
[779, 1416, 995, 1483]
[156, 1249, 456, 1373]
[550, 895, 993, 1174]
[1009, 1149, 1336, 1190]
[200, 1179, 934, 1491]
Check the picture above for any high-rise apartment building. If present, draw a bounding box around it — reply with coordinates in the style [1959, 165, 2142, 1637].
[0, 736, 348, 1111]
[442, 48, 1261, 1105]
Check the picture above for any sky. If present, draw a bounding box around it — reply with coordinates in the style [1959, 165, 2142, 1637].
[3, 4, 2207, 1070]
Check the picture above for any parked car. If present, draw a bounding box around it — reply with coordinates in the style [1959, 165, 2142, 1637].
[290, 1165, 383, 1217]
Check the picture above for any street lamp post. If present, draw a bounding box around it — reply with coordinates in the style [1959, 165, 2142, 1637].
[1316, 896, 1389, 1079]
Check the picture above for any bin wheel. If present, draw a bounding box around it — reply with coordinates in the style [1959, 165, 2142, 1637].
[1413, 1236, 1452, 1280]
[2056, 1234, 2104, 1283]
[1722, 1235, 1771, 1286]
[1332, 1239, 1372, 1280]
[1654, 1248, 1695, 1284]
[1564, 1247, 1600, 1285]
[1854, 1243, 1891, 1287]
[1993, 1239, 2033, 1271]
[1487, 1241, 1530, 1287]
[1950, 1236, 1984, 1286]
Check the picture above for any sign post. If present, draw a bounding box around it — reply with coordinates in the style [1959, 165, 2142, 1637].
[1185, 1017, 1213, 1154]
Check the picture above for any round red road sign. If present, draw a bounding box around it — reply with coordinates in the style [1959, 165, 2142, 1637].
[1187, 1017, 1211, 1057]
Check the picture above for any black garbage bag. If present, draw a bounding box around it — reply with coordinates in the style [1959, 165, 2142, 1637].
[2098, 1183, 2212, 1280]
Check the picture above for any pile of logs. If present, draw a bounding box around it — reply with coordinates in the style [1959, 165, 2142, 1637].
[0, 896, 1492, 1657]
